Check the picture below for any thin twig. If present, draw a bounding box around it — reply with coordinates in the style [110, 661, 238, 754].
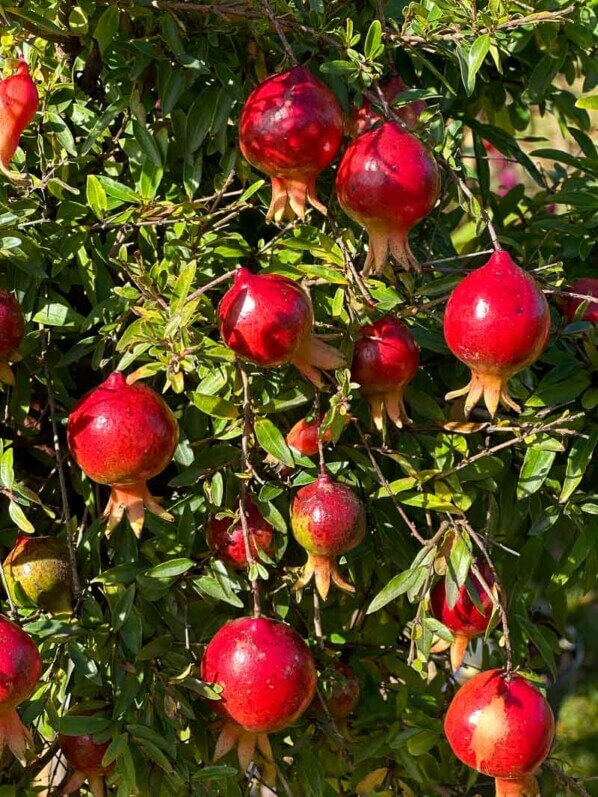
[185, 269, 237, 304]
[40, 327, 81, 602]
[262, 0, 298, 65]
[237, 363, 261, 618]
[543, 761, 592, 797]
[314, 391, 327, 476]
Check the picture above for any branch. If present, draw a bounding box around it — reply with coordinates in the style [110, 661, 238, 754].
[543, 761, 592, 797]
[261, 0, 298, 65]
[185, 269, 237, 304]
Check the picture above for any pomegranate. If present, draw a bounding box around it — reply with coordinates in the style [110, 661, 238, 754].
[291, 472, 366, 598]
[239, 66, 343, 222]
[67, 371, 179, 537]
[336, 121, 440, 275]
[201, 617, 316, 770]
[218, 268, 345, 386]
[558, 277, 598, 323]
[0, 615, 42, 762]
[324, 661, 360, 721]
[351, 315, 419, 429]
[0, 59, 38, 169]
[59, 711, 113, 797]
[4, 535, 73, 614]
[0, 289, 25, 385]
[443, 250, 551, 418]
[444, 669, 555, 796]
[430, 559, 496, 671]
[347, 76, 425, 137]
[206, 497, 275, 569]
[286, 412, 350, 457]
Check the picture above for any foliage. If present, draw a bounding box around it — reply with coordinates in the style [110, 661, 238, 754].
[0, 0, 596, 795]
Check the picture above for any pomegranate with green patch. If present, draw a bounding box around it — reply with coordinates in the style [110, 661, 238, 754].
[291, 472, 366, 599]
[67, 371, 179, 537]
[4, 535, 73, 614]
[206, 497, 275, 569]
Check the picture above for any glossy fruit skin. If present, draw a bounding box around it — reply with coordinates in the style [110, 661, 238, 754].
[292, 473, 366, 558]
[218, 268, 345, 385]
[207, 498, 275, 569]
[558, 277, 598, 323]
[59, 730, 111, 776]
[0, 60, 39, 167]
[0, 616, 41, 715]
[443, 250, 551, 417]
[444, 670, 555, 782]
[348, 76, 425, 137]
[67, 371, 178, 487]
[4, 535, 73, 614]
[286, 414, 333, 457]
[351, 315, 419, 428]
[239, 66, 343, 222]
[336, 121, 440, 274]
[201, 617, 317, 733]
[0, 290, 25, 359]
[431, 559, 494, 637]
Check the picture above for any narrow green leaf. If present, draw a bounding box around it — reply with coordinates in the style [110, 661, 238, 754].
[517, 447, 556, 500]
[367, 569, 423, 614]
[560, 432, 597, 502]
[254, 417, 294, 467]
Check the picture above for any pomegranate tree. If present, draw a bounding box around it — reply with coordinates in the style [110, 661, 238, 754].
[445, 669, 555, 796]
[218, 267, 345, 386]
[0, 59, 38, 169]
[67, 371, 179, 537]
[291, 472, 366, 598]
[4, 535, 73, 614]
[558, 277, 598, 323]
[59, 712, 113, 797]
[351, 315, 419, 429]
[0, 289, 25, 385]
[201, 617, 316, 771]
[239, 66, 343, 222]
[0, 616, 41, 762]
[336, 121, 440, 275]
[443, 250, 551, 417]
[430, 559, 496, 671]
[206, 497, 275, 569]
[347, 75, 425, 137]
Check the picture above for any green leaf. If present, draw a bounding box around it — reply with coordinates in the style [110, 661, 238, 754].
[254, 418, 294, 468]
[364, 20, 383, 60]
[94, 5, 120, 53]
[367, 569, 424, 614]
[576, 94, 598, 110]
[560, 433, 598, 503]
[144, 559, 195, 580]
[86, 175, 108, 220]
[191, 392, 239, 419]
[517, 447, 556, 500]
[8, 501, 34, 533]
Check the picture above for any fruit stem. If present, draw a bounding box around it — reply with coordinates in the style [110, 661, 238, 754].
[238, 363, 261, 619]
[495, 774, 540, 796]
[314, 390, 327, 476]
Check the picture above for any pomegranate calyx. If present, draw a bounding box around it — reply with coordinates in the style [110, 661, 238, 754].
[62, 771, 106, 797]
[365, 227, 419, 277]
[289, 333, 346, 387]
[214, 719, 275, 776]
[0, 361, 15, 385]
[293, 552, 356, 600]
[449, 630, 472, 672]
[494, 774, 540, 797]
[104, 481, 173, 538]
[445, 370, 522, 419]
[268, 174, 326, 223]
[0, 709, 34, 763]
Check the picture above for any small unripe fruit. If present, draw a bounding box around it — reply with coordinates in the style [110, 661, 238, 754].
[4, 535, 73, 614]
[206, 498, 275, 569]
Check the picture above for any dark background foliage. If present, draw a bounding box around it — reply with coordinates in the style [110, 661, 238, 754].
[0, 0, 596, 795]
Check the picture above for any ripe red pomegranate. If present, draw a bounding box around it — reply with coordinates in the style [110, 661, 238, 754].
[206, 497, 275, 569]
[558, 277, 598, 323]
[0, 616, 41, 762]
[443, 250, 551, 418]
[201, 617, 316, 770]
[4, 535, 73, 614]
[0, 59, 39, 169]
[336, 121, 440, 275]
[286, 412, 351, 457]
[430, 559, 496, 671]
[0, 289, 25, 385]
[67, 371, 179, 537]
[239, 66, 343, 222]
[445, 669, 555, 796]
[218, 268, 345, 386]
[59, 712, 113, 797]
[347, 76, 425, 137]
[325, 661, 360, 721]
[351, 315, 419, 429]
[291, 472, 366, 598]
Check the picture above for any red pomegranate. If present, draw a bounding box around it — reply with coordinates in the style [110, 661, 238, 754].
[443, 251, 551, 418]
[206, 497, 275, 569]
[0, 616, 42, 762]
[239, 66, 343, 222]
[351, 315, 419, 429]
[286, 412, 350, 457]
[347, 76, 425, 137]
[218, 268, 345, 386]
[67, 371, 179, 537]
[430, 559, 496, 671]
[336, 121, 440, 275]
[0, 289, 25, 385]
[291, 472, 366, 598]
[0, 59, 38, 169]
[325, 661, 360, 721]
[59, 712, 113, 797]
[444, 669, 555, 796]
[201, 617, 317, 770]
[558, 277, 598, 323]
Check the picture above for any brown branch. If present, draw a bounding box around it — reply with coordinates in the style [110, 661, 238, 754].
[543, 762, 592, 797]
[237, 363, 261, 618]
[185, 269, 237, 304]
[261, 0, 298, 65]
